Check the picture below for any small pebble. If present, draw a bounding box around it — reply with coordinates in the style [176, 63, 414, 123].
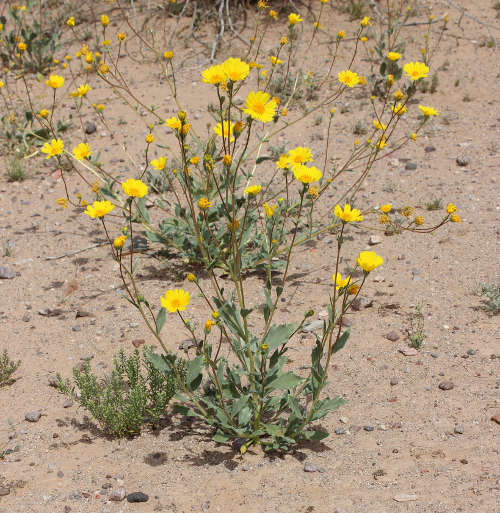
[424, 145, 436, 152]
[0, 266, 15, 279]
[84, 122, 97, 135]
[335, 428, 346, 435]
[368, 235, 383, 245]
[467, 349, 476, 356]
[390, 378, 399, 386]
[0, 487, 10, 496]
[110, 488, 126, 501]
[25, 411, 41, 422]
[22, 314, 30, 322]
[439, 381, 454, 391]
[399, 347, 418, 356]
[127, 492, 149, 503]
[72, 325, 81, 332]
[304, 462, 324, 473]
[456, 156, 469, 167]
[431, 352, 439, 358]
[386, 331, 400, 342]
[63, 399, 73, 408]
[364, 426, 374, 432]
[454, 425, 464, 434]
[405, 161, 417, 170]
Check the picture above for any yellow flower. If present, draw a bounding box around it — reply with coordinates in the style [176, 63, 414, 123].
[446, 203, 457, 214]
[276, 154, 290, 169]
[186, 273, 196, 282]
[161, 289, 190, 313]
[222, 57, 250, 82]
[91, 182, 100, 193]
[334, 204, 363, 222]
[269, 9, 278, 20]
[263, 202, 277, 218]
[293, 164, 322, 184]
[213, 121, 235, 142]
[387, 51, 401, 61]
[66, 17, 75, 27]
[287, 146, 313, 168]
[268, 56, 282, 65]
[56, 197, 68, 208]
[418, 105, 439, 117]
[151, 157, 166, 170]
[393, 89, 405, 101]
[71, 83, 91, 97]
[360, 16, 371, 26]
[117, 32, 126, 41]
[95, 103, 105, 111]
[414, 216, 424, 225]
[84, 51, 94, 64]
[244, 185, 262, 196]
[113, 235, 127, 248]
[165, 116, 181, 131]
[39, 109, 50, 118]
[348, 284, 360, 295]
[377, 137, 386, 149]
[190, 156, 199, 165]
[122, 178, 148, 198]
[387, 74, 394, 85]
[281, 107, 288, 117]
[163, 50, 174, 60]
[308, 186, 319, 198]
[356, 250, 383, 272]
[205, 319, 215, 332]
[392, 103, 407, 116]
[320, 0, 328, 3]
[201, 64, 226, 85]
[198, 197, 212, 210]
[379, 214, 389, 224]
[223, 154, 232, 166]
[73, 142, 92, 161]
[84, 200, 114, 218]
[145, 133, 154, 144]
[337, 30, 345, 39]
[373, 119, 386, 130]
[333, 273, 351, 290]
[212, 311, 220, 319]
[18, 42, 27, 51]
[401, 206, 415, 218]
[46, 75, 64, 88]
[410, 132, 417, 141]
[380, 203, 392, 213]
[288, 13, 303, 25]
[99, 62, 110, 74]
[450, 214, 461, 223]
[244, 91, 277, 123]
[338, 70, 360, 87]
[360, 36, 368, 43]
[102, 39, 110, 47]
[280, 36, 288, 45]
[313, 22, 321, 29]
[403, 61, 429, 81]
[101, 14, 109, 27]
[41, 139, 64, 159]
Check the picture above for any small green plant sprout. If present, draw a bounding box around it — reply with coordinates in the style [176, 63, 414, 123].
[56, 348, 185, 437]
[477, 279, 500, 315]
[408, 302, 426, 349]
[0, 350, 21, 387]
[6, 155, 25, 182]
[425, 197, 443, 211]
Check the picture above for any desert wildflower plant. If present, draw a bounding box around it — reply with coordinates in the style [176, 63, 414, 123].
[10, 1, 462, 451]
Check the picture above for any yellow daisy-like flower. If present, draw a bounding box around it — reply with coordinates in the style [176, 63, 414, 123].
[71, 83, 91, 98]
[268, 56, 282, 65]
[163, 50, 174, 59]
[393, 89, 405, 101]
[151, 157, 167, 170]
[102, 39, 110, 47]
[418, 105, 439, 117]
[276, 154, 290, 169]
[403, 61, 429, 81]
[122, 179, 148, 198]
[263, 202, 277, 218]
[205, 319, 215, 332]
[373, 119, 386, 131]
[84, 200, 114, 218]
[39, 109, 50, 118]
[446, 203, 457, 214]
[117, 32, 126, 41]
[450, 214, 461, 223]
[56, 197, 68, 208]
[222, 57, 250, 82]
[46, 75, 64, 89]
[244, 185, 262, 196]
[293, 165, 322, 184]
[410, 133, 417, 141]
[287, 146, 313, 168]
[198, 197, 212, 210]
[113, 235, 127, 248]
[269, 9, 278, 20]
[337, 30, 345, 39]
[41, 139, 64, 159]
[415, 216, 425, 225]
[161, 289, 190, 313]
[165, 116, 181, 131]
[280, 36, 289, 45]
[244, 91, 277, 123]
[288, 13, 303, 25]
[334, 204, 363, 222]
[72, 142, 92, 161]
[333, 273, 351, 290]
[377, 137, 386, 149]
[18, 42, 27, 51]
[145, 133, 155, 144]
[201, 64, 226, 85]
[392, 103, 407, 116]
[337, 70, 360, 87]
[360, 16, 371, 27]
[101, 14, 109, 27]
[380, 203, 392, 213]
[356, 250, 383, 272]
[213, 121, 235, 142]
[387, 51, 401, 61]
[66, 17, 75, 27]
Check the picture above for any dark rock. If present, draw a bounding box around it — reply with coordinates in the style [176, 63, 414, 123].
[127, 492, 149, 503]
[84, 122, 97, 135]
[456, 156, 469, 167]
[75, 310, 92, 318]
[386, 331, 400, 342]
[22, 314, 30, 322]
[0, 266, 15, 279]
[467, 349, 476, 356]
[431, 352, 439, 358]
[405, 161, 417, 170]
[63, 399, 73, 408]
[424, 145, 436, 153]
[72, 325, 81, 332]
[438, 381, 454, 391]
[64, 506, 71, 513]
[25, 411, 41, 422]
[0, 487, 10, 496]
[364, 426, 374, 432]
[351, 297, 373, 311]
[57, 471, 64, 478]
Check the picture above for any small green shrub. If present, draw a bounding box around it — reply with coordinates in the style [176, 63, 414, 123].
[56, 348, 185, 437]
[477, 279, 500, 315]
[0, 350, 21, 387]
[6, 155, 25, 182]
[408, 302, 425, 349]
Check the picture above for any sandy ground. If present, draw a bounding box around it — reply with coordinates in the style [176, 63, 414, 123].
[0, 1, 499, 512]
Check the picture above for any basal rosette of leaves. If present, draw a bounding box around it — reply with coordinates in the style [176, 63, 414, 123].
[15, 3, 461, 451]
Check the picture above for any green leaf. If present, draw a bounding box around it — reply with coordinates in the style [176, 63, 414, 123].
[263, 423, 284, 437]
[301, 430, 329, 441]
[256, 156, 272, 164]
[238, 406, 252, 426]
[263, 323, 298, 350]
[186, 355, 204, 391]
[136, 197, 150, 224]
[332, 329, 350, 354]
[156, 307, 166, 335]
[212, 431, 231, 443]
[310, 396, 346, 421]
[231, 395, 250, 417]
[145, 351, 172, 373]
[267, 372, 303, 391]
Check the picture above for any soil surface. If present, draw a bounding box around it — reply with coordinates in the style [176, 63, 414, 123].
[1, 1, 499, 512]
